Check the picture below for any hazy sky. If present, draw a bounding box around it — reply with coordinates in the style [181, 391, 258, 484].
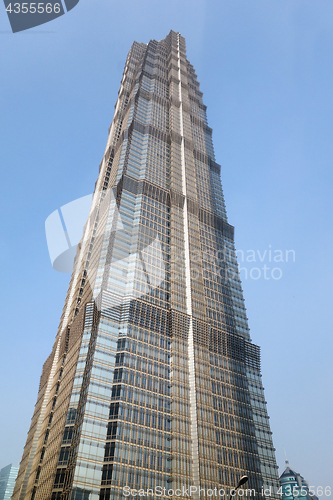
[1, 0, 332, 490]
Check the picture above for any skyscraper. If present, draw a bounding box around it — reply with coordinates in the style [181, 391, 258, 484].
[13, 31, 279, 500]
[0, 464, 19, 500]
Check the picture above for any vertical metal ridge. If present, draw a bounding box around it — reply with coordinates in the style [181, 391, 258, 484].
[177, 33, 201, 496]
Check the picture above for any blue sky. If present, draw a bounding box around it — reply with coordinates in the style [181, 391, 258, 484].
[1, 0, 332, 489]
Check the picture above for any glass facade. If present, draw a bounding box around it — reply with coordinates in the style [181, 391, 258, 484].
[0, 464, 19, 500]
[13, 31, 279, 500]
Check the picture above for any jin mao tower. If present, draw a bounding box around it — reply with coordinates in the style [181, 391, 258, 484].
[13, 31, 279, 500]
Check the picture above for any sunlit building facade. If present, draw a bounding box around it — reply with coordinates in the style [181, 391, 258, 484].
[13, 31, 279, 500]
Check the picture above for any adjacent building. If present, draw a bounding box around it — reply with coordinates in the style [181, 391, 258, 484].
[13, 31, 279, 500]
[0, 464, 19, 500]
[279, 461, 319, 500]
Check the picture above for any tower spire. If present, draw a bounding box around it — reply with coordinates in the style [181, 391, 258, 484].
[284, 446, 289, 465]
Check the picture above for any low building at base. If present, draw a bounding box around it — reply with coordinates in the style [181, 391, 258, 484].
[279, 461, 319, 500]
[0, 464, 19, 500]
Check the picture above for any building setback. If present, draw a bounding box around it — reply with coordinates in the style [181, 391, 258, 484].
[13, 31, 279, 500]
